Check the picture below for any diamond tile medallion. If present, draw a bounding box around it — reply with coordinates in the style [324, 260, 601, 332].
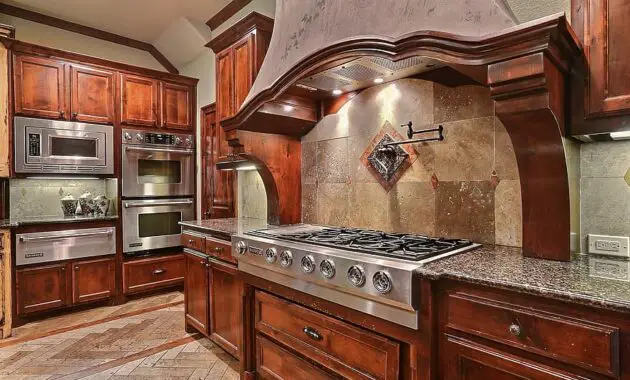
[360, 121, 418, 191]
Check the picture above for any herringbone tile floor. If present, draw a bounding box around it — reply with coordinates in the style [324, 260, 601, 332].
[0, 300, 238, 379]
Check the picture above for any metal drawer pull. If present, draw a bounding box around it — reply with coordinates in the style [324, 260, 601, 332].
[303, 327, 322, 341]
[124, 200, 193, 208]
[188, 239, 194, 244]
[509, 323, 522, 337]
[213, 247, 224, 253]
[153, 269, 166, 275]
[19, 230, 113, 242]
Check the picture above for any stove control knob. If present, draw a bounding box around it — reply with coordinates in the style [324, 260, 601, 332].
[347, 265, 366, 287]
[236, 241, 247, 255]
[175, 136, 182, 145]
[124, 132, 132, 141]
[372, 271, 393, 294]
[264, 248, 277, 263]
[301, 255, 315, 273]
[320, 259, 336, 279]
[280, 250, 293, 268]
[185, 137, 193, 147]
[136, 133, 144, 142]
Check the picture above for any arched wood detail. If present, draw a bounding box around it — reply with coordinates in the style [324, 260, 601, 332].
[225, 14, 584, 261]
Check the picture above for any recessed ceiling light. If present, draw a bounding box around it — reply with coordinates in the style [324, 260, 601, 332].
[373, 77, 384, 84]
[283, 105, 294, 112]
[332, 89, 342, 95]
[610, 131, 630, 140]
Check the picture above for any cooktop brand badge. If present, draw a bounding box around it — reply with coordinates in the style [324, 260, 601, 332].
[25, 252, 44, 258]
[248, 246, 263, 256]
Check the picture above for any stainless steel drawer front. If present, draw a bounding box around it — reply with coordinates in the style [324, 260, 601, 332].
[16, 227, 116, 266]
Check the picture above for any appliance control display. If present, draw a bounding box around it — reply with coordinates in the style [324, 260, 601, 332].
[145, 133, 175, 145]
[28, 133, 41, 156]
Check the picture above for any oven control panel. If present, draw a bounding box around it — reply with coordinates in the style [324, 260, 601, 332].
[28, 133, 41, 156]
[122, 129, 193, 148]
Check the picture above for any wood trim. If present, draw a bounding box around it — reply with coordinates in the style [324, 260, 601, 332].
[1, 230, 11, 339]
[206, 0, 254, 30]
[206, 11, 274, 53]
[0, 3, 178, 74]
[0, 23, 15, 38]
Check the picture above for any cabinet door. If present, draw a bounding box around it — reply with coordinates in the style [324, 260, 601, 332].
[161, 82, 192, 130]
[16, 263, 69, 315]
[14, 55, 66, 119]
[184, 251, 209, 334]
[121, 73, 159, 127]
[582, 0, 630, 117]
[209, 260, 242, 358]
[216, 49, 234, 121]
[72, 258, 115, 305]
[233, 34, 254, 111]
[442, 335, 583, 380]
[70, 65, 114, 124]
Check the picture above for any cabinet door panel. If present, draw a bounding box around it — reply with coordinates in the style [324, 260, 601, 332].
[121, 73, 159, 127]
[162, 82, 191, 130]
[72, 258, 115, 304]
[184, 252, 209, 334]
[16, 263, 69, 315]
[14, 55, 66, 119]
[70, 65, 114, 124]
[216, 50, 234, 121]
[233, 35, 254, 111]
[256, 336, 336, 380]
[201, 104, 233, 218]
[209, 261, 241, 358]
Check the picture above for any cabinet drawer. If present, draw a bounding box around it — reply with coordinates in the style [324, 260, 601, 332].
[123, 254, 185, 295]
[255, 291, 399, 380]
[205, 237, 234, 264]
[446, 292, 620, 377]
[182, 232, 205, 252]
[256, 335, 336, 380]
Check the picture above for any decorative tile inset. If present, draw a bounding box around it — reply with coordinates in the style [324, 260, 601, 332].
[625, 167, 630, 187]
[360, 122, 418, 192]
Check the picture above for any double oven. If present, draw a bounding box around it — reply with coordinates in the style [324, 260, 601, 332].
[121, 129, 194, 255]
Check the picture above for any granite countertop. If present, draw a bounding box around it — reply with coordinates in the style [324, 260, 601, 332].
[179, 218, 268, 239]
[419, 245, 630, 313]
[0, 214, 119, 228]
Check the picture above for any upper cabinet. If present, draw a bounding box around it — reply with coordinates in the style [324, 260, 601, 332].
[120, 73, 159, 127]
[14, 55, 66, 120]
[161, 81, 192, 130]
[70, 65, 115, 124]
[207, 12, 273, 122]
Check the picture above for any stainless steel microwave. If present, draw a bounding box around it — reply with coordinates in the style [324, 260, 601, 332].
[14, 116, 114, 175]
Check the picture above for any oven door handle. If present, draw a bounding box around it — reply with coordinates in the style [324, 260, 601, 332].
[124, 200, 194, 208]
[124, 146, 193, 155]
[19, 230, 113, 242]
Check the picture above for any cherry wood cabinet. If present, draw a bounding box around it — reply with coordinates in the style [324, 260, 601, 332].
[16, 263, 70, 315]
[161, 81, 192, 130]
[120, 73, 159, 127]
[0, 41, 10, 177]
[14, 55, 66, 119]
[216, 50, 235, 122]
[122, 254, 185, 295]
[209, 259, 242, 359]
[184, 250, 209, 334]
[72, 258, 115, 305]
[70, 65, 114, 124]
[256, 335, 337, 380]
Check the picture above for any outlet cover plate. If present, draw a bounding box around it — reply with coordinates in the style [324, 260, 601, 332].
[588, 234, 630, 257]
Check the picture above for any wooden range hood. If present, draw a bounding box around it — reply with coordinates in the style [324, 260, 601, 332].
[223, 0, 585, 262]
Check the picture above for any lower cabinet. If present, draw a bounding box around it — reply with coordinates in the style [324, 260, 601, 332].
[209, 259, 242, 359]
[16, 257, 115, 316]
[123, 254, 185, 295]
[256, 335, 337, 380]
[184, 251, 209, 334]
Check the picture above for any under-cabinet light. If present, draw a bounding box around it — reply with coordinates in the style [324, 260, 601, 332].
[236, 165, 258, 171]
[332, 89, 342, 95]
[610, 131, 630, 140]
[373, 77, 384, 84]
[283, 105, 294, 112]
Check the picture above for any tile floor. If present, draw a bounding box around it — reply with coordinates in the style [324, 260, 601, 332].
[0, 292, 238, 379]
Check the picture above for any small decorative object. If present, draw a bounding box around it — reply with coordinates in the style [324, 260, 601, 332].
[60, 195, 78, 217]
[93, 195, 109, 216]
[78, 192, 94, 215]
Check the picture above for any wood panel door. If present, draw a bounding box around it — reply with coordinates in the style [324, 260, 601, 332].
[120, 73, 159, 127]
[72, 258, 115, 305]
[16, 263, 70, 315]
[216, 49, 234, 121]
[209, 260, 242, 359]
[184, 251, 209, 334]
[201, 104, 233, 219]
[233, 34, 254, 111]
[578, 0, 630, 117]
[14, 55, 67, 119]
[162, 82, 192, 130]
[70, 65, 114, 124]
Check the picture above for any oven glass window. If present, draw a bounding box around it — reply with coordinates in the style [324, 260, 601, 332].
[137, 160, 181, 184]
[50, 137, 98, 157]
[138, 212, 182, 238]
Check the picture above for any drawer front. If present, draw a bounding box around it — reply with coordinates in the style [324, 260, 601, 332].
[256, 335, 336, 380]
[255, 291, 399, 380]
[205, 237, 234, 264]
[182, 232, 205, 252]
[123, 254, 185, 295]
[446, 292, 620, 377]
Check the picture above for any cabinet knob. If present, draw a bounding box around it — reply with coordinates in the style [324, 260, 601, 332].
[214, 247, 224, 253]
[60, 266, 65, 271]
[74, 266, 79, 271]
[59, 111, 65, 119]
[188, 239, 194, 244]
[72, 112, 78, 119]
[508, 323, 522, 337]
[200, 260, 205, 265]
[303, 326, 322, 341]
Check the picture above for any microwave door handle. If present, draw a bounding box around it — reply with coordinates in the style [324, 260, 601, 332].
[124, 200, 194, 208]
[125, 146, 193, 155]
[19, 230, 113, 242]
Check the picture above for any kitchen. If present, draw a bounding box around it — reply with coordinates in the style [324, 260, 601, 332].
[0, 0, 629, 379]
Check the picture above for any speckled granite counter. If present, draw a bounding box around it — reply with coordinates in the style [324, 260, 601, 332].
[0, 215, 118, 228]
[418, 245, 630, 313]
[179, 218, 268, 240]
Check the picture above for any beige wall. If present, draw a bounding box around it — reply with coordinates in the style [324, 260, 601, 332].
[0, 14, 164, 71]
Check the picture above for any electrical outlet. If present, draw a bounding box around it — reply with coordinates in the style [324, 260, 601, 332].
[588, 234, 630, 257]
